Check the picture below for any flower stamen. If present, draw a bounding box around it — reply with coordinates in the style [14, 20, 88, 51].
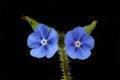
[75, 40, 81, 48]
[41, 39, 47, 46]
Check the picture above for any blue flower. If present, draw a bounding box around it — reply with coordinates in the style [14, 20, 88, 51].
[64, 27, 95, 60]
[27, 24, 58, 58]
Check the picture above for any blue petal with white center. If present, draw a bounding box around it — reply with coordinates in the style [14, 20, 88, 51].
[64, 26, 95, 60]
[30, 46, 46, 58]
[64, 31, 74, 46]
[76, 47, 91, 60]
[35, 24, 48, 39]
[27, 24, 58, 58]
[46, 43, 58, 58]
[27, 32, 41, 48]
[72, 27, 87, 40]
[47, 28, 58, 44]
[66, 46, 77, 59]
[81, 35, 95, 50]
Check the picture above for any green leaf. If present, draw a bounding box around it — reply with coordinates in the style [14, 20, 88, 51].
[22, 16, 39, 30]
[84, 20, 97, 34]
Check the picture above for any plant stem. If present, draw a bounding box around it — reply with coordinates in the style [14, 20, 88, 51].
[59, 47, 71, 80]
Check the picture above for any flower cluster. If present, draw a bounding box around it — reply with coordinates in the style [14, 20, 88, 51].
[27, 24, 95, 60]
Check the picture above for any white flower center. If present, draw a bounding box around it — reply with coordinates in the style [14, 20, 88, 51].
[40, 39, 47, 46]
[75, 40, 81, 48]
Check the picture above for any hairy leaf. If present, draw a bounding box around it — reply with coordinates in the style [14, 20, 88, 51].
[22, 16, 39, 30]
[84, 20, 97, 34]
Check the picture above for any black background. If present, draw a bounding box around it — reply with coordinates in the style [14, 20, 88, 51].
[1, 0, 119, 80]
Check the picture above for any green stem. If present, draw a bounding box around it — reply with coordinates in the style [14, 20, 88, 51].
[59, 47, 71, 80]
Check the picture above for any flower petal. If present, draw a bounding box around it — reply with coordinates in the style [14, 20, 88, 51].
[66, 46, 77, 59]
[45, 43, 58, 58]
[27, 32, 41, 48]
[72, 26, 87, 41]
[47, 28, 58, 44]
[76, 47, 91, 60]
[81, 35, 95, 50]
[30, 46, 46, 58]
[35, 24, 48, 39]
[64, 31, 75, 46]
